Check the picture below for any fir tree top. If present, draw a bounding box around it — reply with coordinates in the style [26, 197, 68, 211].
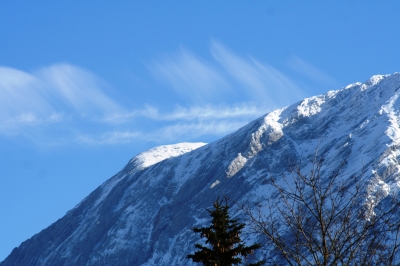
[187, 197, 264, 266]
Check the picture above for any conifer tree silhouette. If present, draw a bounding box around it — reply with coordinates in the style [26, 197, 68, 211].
[187, 197, 264, 266]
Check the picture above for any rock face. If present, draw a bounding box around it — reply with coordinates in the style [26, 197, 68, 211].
[3, 73, 400, 265]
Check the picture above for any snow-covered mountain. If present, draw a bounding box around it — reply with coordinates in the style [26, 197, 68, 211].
[3, 73, 400, 265]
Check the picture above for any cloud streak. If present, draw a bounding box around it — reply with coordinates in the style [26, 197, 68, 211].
[0, 41, 335, 146]
[155, 120, 248, 141]
[92, 103, 265, 145]
[0, 64, 122, 124]
[77, 131, 142, 145]
[287, 56, 341, 89]
[0, 64, 127, 146]
[0, 67, 51, 118]
[149, 48, 229, 102]
[76, 119, 249, 145]
[210, 40, 305, 107]
[0, 62, 264, 145]
[36, 64, 122, 115]
[149, 41, 309, 109]
[103, 103, 265, 123]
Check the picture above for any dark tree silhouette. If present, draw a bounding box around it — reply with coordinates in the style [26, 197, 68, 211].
[241, 155, 400, 266]
[187, 197, 264, 266]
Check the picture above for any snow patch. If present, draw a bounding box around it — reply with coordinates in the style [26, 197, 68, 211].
[210, 180, 220, 189]
[365, 75, 386, 86]
[130, 142, 207, 170]
[227, 153, 248, 178]
[296, 96, 324, 117]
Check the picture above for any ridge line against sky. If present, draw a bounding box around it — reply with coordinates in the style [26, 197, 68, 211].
[0, 40, 338, 146]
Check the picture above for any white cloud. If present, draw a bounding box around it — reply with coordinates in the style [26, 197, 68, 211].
[36, 64, 122, 115]
[103, 103, 265, 124]
[0, 112, 66, 138]
[210, 40, 305, 107]
[0, 64, 122, 134]
[149, 42, 306, 108]
[154, 120, 247, 141]
[93, 103, 265, 144]
[0, 62, 265, 145]
[77, 131, 142, 145]
[77, 119, 249, 145]
[0, 67, 52, 118]
[101, 105, 159, 123]
[0, 42, 335, 146]
[0, 64, 121, 117]
[161, 104, 264, 121]
[149, 48, 229, 102]
[287, 56, 340, 88]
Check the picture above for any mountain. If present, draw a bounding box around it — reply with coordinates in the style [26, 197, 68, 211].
[2, 73, 400, 265]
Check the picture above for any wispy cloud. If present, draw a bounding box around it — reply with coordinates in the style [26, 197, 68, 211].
[286, 56, 341, 89]
[149, 48, 229, 102]
[210, 40, 305, 107]
[77, 119, 249, 145]
[0, 64, 123, 137]
[0, 67, 52, 118]
[154, 120, 248, 141]
[161, 104, 264, 121]
[0, 62, 264, 145]
[93, 103, 265, 144]
[0, 64, 122, 123]
[76, 131, 142, 145]
[1, 42, 336, 146]
[149, 41, 307, 109]
[35, 64, 122, 115]
[103, 103, 265, 123]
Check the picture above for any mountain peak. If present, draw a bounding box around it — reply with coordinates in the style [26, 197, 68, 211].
[364, 74, 389, 86]
[128, 142, 206, 171]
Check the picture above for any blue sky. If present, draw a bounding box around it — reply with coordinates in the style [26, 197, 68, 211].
[1, 1, 400, 260]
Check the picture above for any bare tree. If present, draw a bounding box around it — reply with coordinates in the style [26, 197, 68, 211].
[241, 155, 400, 266]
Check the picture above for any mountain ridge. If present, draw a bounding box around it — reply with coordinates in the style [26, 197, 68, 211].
[2, 73, 400, 265]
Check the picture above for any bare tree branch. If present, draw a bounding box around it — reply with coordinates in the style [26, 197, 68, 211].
[239, 154, 400, 265]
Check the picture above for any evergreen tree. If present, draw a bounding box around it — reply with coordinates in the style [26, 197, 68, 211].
[187, 197, 264, 266]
